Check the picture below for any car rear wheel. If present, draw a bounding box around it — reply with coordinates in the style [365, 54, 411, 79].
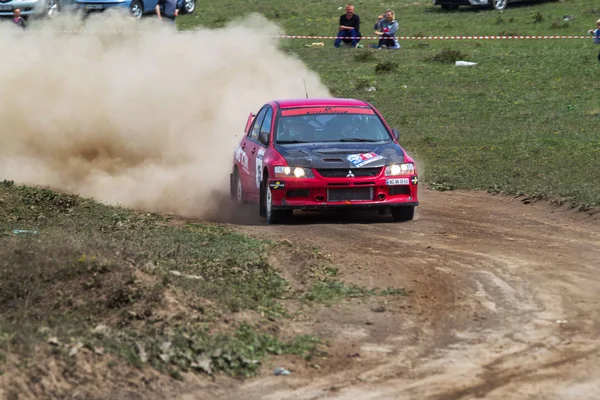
[235, 175, 244, 204]
[180, 0, 195, 14]
[130, 0, 143, 19]
[492, 0, 507, 10]
[391, 206, 415, 222]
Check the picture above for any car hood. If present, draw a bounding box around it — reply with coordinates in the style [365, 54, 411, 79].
[273, 141, 405, 169]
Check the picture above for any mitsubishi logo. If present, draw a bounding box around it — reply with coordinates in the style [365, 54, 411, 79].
[346, 170, 355, 178]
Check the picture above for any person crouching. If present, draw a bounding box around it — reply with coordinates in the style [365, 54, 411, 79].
[13, 9, 26, 29]
[372, 10, 400, 49]
[334, 4, 362, 48]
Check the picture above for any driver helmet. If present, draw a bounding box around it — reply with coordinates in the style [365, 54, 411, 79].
[280, 118, 314, 140]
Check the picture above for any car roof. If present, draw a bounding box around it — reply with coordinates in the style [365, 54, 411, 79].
[272, 98, 370, 109]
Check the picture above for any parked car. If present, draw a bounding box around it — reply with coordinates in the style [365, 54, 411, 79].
[433, 0, 509, 11]
[75, 0, 194, 19]
[0, 0, 74, 18]
[230, 97, 420, 224]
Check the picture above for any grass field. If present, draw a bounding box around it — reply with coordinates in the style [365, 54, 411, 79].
[179, 0, 600, 210]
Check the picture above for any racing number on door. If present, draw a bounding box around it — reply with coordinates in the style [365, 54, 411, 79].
[256, 158, 262, 188]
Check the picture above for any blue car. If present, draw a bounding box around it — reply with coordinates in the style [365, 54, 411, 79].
[75, 0, 194, 19]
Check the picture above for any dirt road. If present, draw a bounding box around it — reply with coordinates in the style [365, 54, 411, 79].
[182, 188, 600, 400]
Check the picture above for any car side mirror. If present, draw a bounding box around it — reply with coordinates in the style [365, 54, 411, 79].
[392, 128, 400, 140]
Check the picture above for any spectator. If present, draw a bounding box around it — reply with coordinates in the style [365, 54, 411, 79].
[156, 0, 178, 25]
[371, 10, 400, 49]
[13, 9, 26, 29]
[588, 19, 600, 62]
[334, 4, 362, 48]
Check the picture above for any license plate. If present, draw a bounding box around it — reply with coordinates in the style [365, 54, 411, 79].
[386, 178, 410, 185]
[85, 4, 103, 9]
[0, 5, 12, 10]
[327, 187, 372, 202]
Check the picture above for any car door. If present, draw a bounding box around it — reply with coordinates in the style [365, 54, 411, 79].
[242, 107, 268, 199]
[252, 106, 273, 194]
[143, 0, 157, 14]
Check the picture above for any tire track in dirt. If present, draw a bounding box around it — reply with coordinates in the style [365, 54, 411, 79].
[182, 189, 600, 400]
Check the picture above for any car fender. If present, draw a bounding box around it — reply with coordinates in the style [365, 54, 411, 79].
[262, 147, 286, 182]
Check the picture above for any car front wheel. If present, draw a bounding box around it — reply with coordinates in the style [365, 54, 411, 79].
[47, 0, 59, 17]
[441, 4, 459, 10]
[262, 176, 292, 224]
[391, 207, 415, 222]
[130, 0, 143, 19]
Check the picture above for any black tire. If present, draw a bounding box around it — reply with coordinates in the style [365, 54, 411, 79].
[179, 0, 195, 14]
[262, 174, 292, 224]
[491, 0, 507, 10]
[130, 0, 143, 19]
[391, 207, 415, 222]
[47, 0, 60, 17]
[441, 4, 459, 10]
[233, 170, 245, 204]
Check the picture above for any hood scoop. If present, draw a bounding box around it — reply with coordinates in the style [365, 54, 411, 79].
[322, 158, 344, 162]
[314, 149, 367, 156]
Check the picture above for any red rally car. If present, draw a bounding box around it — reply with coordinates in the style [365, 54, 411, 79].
[230, 98, 419, 224]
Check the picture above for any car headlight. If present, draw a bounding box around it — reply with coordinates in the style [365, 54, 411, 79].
[385, 163, 415, 176]
[274, 166, 314, 178]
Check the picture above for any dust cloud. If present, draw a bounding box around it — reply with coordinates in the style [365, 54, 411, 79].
[0, 12, 330, 218]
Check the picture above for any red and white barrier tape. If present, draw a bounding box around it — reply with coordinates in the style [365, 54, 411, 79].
[23, 31, 592, 39]
[279, 35, 591, 40]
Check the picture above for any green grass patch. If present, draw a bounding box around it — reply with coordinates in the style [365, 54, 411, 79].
[429, 48, 470, 63]
[302, 280, 376, 303]
[374, 60, 399, 74]
[301, 279, 409, 303]
[0, 183, 323, 378]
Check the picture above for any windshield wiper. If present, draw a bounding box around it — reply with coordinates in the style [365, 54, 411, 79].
[276, 140, 309, 144]
[337, 138, 381, 142]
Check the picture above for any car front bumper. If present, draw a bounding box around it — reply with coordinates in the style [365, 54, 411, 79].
[74, 0, 127, 12]
[268, 175, 419, 211]
[0, 0, 47, 16]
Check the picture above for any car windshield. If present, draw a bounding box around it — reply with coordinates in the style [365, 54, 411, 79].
[275, 106, 393, 144]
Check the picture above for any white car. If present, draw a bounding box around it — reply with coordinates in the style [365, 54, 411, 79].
[0, 0, 72, 17]
[433, 0, 510, 10]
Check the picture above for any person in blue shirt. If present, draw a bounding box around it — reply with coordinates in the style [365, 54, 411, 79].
[588, 19, 600, 62]
[156, 0, 178, 25]
[334, 4, 362, 48]
[371, 10, 400, 49]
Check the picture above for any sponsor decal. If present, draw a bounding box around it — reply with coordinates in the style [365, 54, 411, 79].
[346, 152, 383, 168]
[235, 145, 249, 171]
[269, 181, 285, 189]
[257, 148, 266, 159]
[280, 107, 375, 117]
[411, 176, 419, 185]
[386, 178, 410, 186]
